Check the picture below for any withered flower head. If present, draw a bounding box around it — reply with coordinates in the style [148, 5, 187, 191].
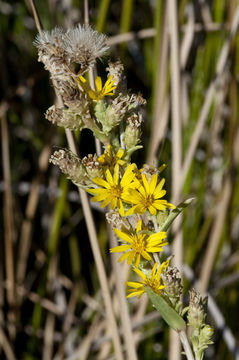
[82, 154, 104, 179]
[127, 113, 143, 128]
[128, 93, 147, 108]
[110, 94, 130, 116]
[162, 266, 183, 299]
[54, 79, 80, 104]
[45, 105, 85, 131]
[106, 210, 131, 231]
[49, 149, 90, 188]
[140, 164, 160, 182]
[106, 60, 125, 87]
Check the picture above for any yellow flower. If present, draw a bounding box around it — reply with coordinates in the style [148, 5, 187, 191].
[123, 173, 175, 216]
[98, 145, 126, 170]
[110, 220, 168, 267]
[127, 261, 169, 299]
[87, 163, 136, 216]
[78, 75, 116, 101]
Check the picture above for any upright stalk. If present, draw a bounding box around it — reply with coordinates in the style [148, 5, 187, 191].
[179, 331, 195, 360]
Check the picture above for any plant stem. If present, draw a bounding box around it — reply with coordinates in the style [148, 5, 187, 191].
[179, 331, 195, 360]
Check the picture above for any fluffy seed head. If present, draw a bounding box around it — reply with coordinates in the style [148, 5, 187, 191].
[34, 27, 66, 59]
[34, 26, 109, 78]
[63, 26, 109, 72]
[34, 28, 71, 80]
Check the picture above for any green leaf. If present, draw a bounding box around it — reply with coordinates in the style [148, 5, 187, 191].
[158, 198, 195, 232]
[145, 287, 186, 331]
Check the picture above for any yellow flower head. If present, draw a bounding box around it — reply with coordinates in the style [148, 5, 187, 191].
[127, 261, 169, 299]
[87, 163, 136, 216]
[98, 145, 126, 170]
[110, 220, 168, 267]
[123, 173, 175, 216]
[77, 75, 116, 101]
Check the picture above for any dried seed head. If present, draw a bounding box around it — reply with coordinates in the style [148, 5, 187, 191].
[124, 113, 143, 150]
[45, 105, 85, 131]
[51, 81, 92, 125]
[127, 113, 143, 128]
[54, 79, 81, 104]
[63, 26, 109, 72]
[82, 154, 104, 179]
[162, 266, 183, 299]
[110, 94, 130, 116]
[128, 93, 146, 108]
[34, 27, 66, 60]
[49, 149, 90, 187]
[106, 60, 125, 88]
[34, 28, 71, 80]
[141, 164, 160, 181]
[106, 210, 131, 231]
[34, 26, 109, 79]
[187, 289, 206, 329]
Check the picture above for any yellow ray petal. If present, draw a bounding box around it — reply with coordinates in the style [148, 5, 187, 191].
[95, 76, 103, 92]
[141, 174, 150, 193]
[114, 228, 132, 243]
[110, 244, 131, 253]
[154, 178, 165, 194]
[136, 220, 142, 232]
[149, 174, 158, 194]
[93, 177, 110, 188]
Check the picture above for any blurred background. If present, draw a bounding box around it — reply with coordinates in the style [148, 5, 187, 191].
[1, 0, 239, 359]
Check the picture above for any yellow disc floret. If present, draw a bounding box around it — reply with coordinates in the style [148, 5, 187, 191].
[123, 173, 175, 216]
[87, 163, 136, 216]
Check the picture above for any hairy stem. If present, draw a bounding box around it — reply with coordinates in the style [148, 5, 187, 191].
[179, 331, 195, 360]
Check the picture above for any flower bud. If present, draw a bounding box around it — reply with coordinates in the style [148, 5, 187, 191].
[187, 289, 206, 329]
[124, 113, 143, 150]
[95, 95, 129, 134]
[200, 325, 214, 343]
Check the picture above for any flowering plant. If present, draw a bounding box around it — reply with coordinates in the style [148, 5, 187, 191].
[34, 26, 213, 360]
